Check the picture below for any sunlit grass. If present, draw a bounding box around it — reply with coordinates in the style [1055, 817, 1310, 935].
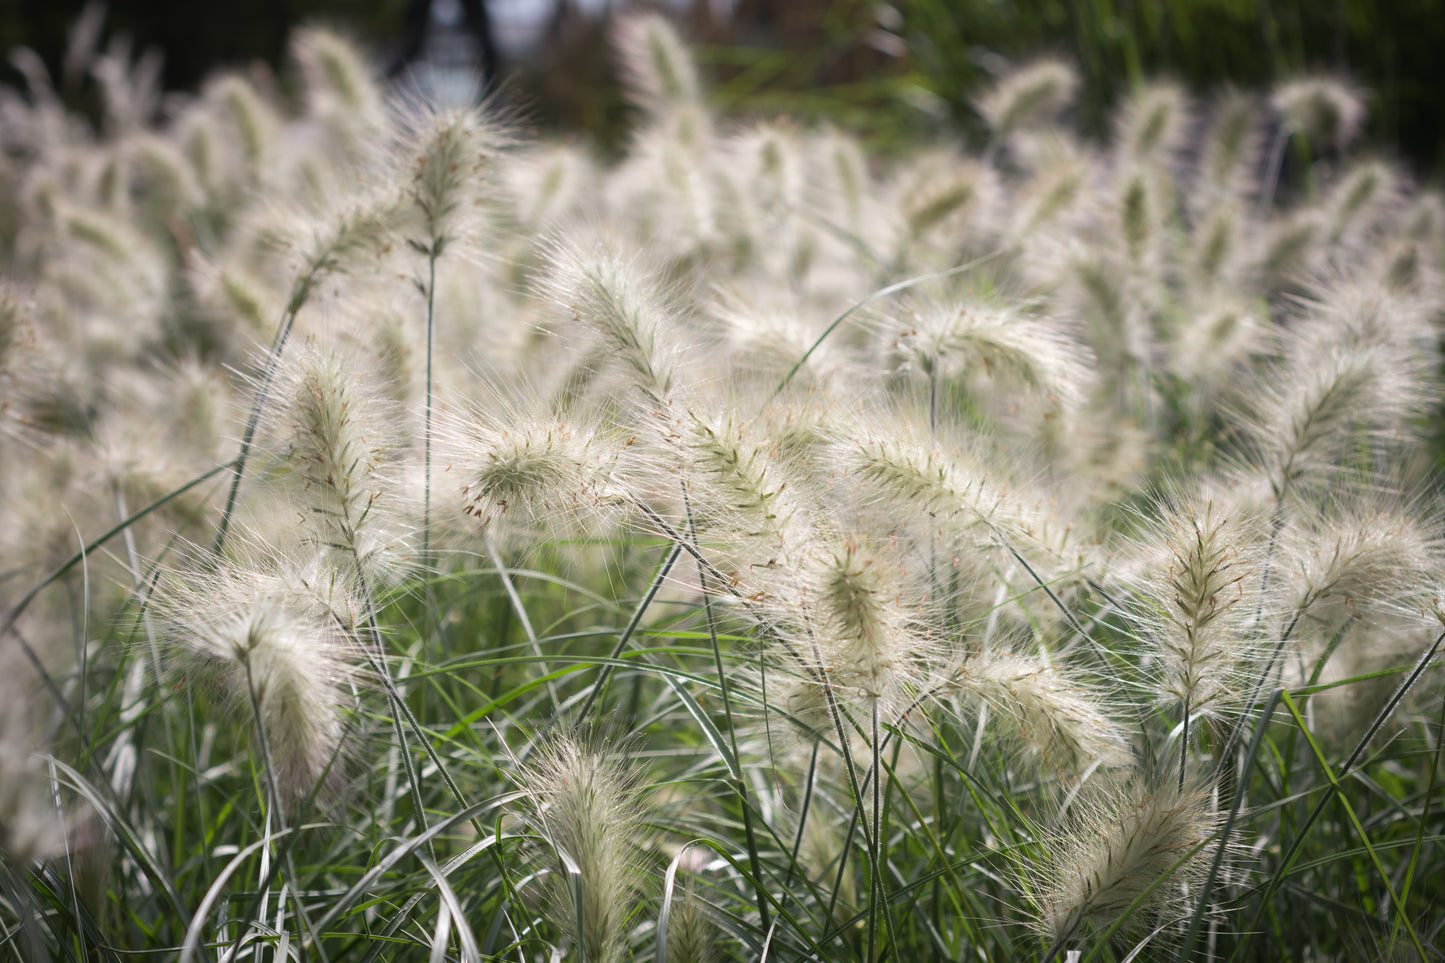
[0, 12, 1441, 963]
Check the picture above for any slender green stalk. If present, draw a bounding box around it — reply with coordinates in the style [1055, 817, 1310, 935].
[423, 250, 438, 568]
[769, 254, 999, 401]
[486, 534, 559, 713]
[211, 268, 321, 558]
[1228, 630, 1444, 961]
[1280, 690, 1425, 957]
[682, 485, 773, 935]
[575, 541, 683, 726]
[867, 701, 881, 963]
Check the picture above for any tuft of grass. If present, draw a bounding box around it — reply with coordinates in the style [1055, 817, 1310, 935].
[0, 14, 1441, 963]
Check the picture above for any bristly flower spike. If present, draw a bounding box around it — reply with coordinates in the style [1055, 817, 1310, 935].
[976, 59, 1078, 139]
[389, 96, 501, 261]
[541, 236, 684, 413]
[1035, 780, 1219, 948]
[272, 340, 409, 590]
[1271, 75, 1366, 151]
[445, 403, 630, 537]
[160, 564, 366, 813]
[1135, 498, 1260, 723]
[514, 735, 647, 963]
[614, 12, 702, 117]
[956, 650, 1131, 774]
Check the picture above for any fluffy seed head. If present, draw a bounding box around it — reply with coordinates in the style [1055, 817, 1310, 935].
[542, 237, 682, 411]
[1282, 504, 1439, 629]
[1199, 91, 1261, 199]
[1134, 499, 1260, 719]
[1068, 253, 1153, 378]
[1272, 75, 1366, 150]
[614, 13, 701, 116]
[447, 404, 628, 535]
[1325, 159, 1400, 247]
[887, 299, 1090, 409]
[283, 190, 398, 286]
[271, 341, 408, 581]
[514, 736, 646, 963]
[1008, 160, 1086, 241]
[1190, 206, 1241, 286]
[1035, 780, 1218, 944]
[811, 540, 912, 701]
[1249, 340, 1417, 500]
[664, 881, 718, 963]
[957, 651, 1130, 773]
[1119, 172, 1153, 263]
[1306, 621, 1436, 749]
[1116, 81, 1189, 164]
[292, 26, 383, 138]
[206, 73, 279, 178]
[625, 111, 718, 254]
[897, 154, 989, 243]
[769, 538, 931, 737]
[678, 409, 813, 564]
[187, 255, 283, 352]
[977, 59, 1078, 137]
[389, 99, 500, 257]
[818, 128, 869, 233]
[160, 564, 366, 811]
[506, 143, 593, 231]
[1257, 210, 1322, 283]
[712, 299, 847, 387]
[844, 423, 1060, 571]
[1167, 294, 1267, 402]
[127, 133, 203, 217]
[1296, 271, 1437, 362]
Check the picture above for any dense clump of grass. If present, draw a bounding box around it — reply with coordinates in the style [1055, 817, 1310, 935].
[0, 11, 1442, 962]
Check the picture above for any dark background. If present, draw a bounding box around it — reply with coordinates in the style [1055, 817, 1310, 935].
[3, 0, 1445, 176]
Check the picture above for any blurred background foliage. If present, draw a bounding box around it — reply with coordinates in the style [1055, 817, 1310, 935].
[897, 0, 1445, 170]
[3, 0, 1445, 172]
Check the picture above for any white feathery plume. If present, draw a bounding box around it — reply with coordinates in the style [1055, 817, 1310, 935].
[955, 650, 1130, 774]
[840, 417, 1073, 576]
[664, 880, 718, 963]
[159, 561, 367, 811]
[675, 407, 816, 570]
[505, 143, 595, 233]
[1279, 502, 1439, 633]
[1115, 81, 1190, 166]
[444, 402, 631, 537]
[895, 150, 995, 256]
[1271, 75, 1366, 151]
[291, 26, 385, 149]
[514, 735, 647, 963]
[125, 132, 204, 219]
[1197, 90, 1262, 203]
[1246, 334, 1427, 501]
[1323, 158, 1402, 248]
[540, 235, 687, 413]
[1130, 498, 1262, 721]
[268, 339, 411, 587]
[387, 96, 502, 262]
[1166, 294, 1268, 401]
[613, 13, 702, 118]
[885, 297, 1090, 410]
[976, 59, 1078, 138]
[203, 73, 281, 186]
[1033, 779, 1218, 945]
